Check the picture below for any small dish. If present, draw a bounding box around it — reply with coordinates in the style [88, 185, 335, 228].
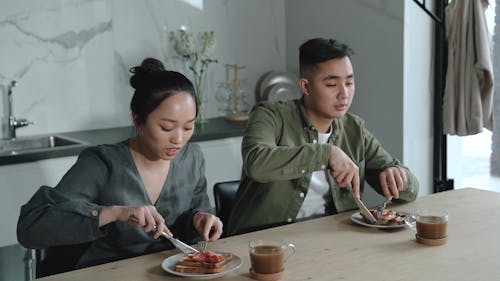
[415, 234, 448, 246]
[250, 268, 284, 281]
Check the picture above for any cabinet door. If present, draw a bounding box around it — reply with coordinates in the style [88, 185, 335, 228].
[196, 137, 243, 207]
[0, 156, 77, 247]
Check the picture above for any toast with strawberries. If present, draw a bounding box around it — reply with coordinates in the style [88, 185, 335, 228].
[361, 209, 406, 225]
[174, 251, 232, 274]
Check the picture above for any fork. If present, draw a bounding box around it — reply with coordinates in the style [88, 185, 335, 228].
[197, 240, 208, 252]
[376, 198, 392, 220]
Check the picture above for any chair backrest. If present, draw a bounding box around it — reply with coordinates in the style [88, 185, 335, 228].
[35, 242, 91, 278]
[213, 180, 240, 237]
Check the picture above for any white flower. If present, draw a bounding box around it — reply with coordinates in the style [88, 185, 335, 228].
[199, 31, 216, 59]
[171, 29, 218, 121]
[173, 30, 195, 58]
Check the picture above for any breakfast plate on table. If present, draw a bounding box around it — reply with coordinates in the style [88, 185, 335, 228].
[350, 210, 410, 229]
[162, 252, 242, 279]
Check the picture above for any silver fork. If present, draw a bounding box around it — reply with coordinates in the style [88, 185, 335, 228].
[376, 198, 392, 220]
[197, 240, 208, 252]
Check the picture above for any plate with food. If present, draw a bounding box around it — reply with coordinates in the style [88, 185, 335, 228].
[162, 251, 242, 279]
[350, 209, 409, 229]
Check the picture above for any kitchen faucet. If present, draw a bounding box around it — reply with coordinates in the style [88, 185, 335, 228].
[3, 80, 34, 139]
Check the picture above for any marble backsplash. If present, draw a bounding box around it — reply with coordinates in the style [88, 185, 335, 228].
[0, 0, 286, 137]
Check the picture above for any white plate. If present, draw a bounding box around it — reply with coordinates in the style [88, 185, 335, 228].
[258, 71, 299, 101]
[263, 83, 302, 102]
[350, 211, 409, 229]
[161, 252, 242, 279]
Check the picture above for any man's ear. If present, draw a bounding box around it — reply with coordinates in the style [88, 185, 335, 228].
[299, 78, 310, 96]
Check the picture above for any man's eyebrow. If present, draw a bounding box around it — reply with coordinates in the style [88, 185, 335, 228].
[160, 118, 177, 122]
[323, 73, 354, 81]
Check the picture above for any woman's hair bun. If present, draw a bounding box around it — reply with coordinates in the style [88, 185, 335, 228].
[129, 58, 166, 90]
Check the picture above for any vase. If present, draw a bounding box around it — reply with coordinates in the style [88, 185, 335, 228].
[194, 74, 209, 124]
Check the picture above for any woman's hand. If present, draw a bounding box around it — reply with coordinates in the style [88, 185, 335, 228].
[100, 205, 172, 239]
[192, 212, 223, 241]
[379, 167, 407, 200]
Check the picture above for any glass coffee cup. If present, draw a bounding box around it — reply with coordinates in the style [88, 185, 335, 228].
[249, 240, 295, 280]
[410, 209, 448, 245]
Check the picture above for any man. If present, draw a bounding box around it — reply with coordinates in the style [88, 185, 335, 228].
[227, 38, 419, 236]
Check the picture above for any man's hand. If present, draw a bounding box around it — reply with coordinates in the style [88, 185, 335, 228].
[328, 145, 360, 198]
[379, 167, 407, 200]
[193, 212, 223, 241]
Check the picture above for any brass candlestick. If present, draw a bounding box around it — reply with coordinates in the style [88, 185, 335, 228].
[224, 64, 249, 122]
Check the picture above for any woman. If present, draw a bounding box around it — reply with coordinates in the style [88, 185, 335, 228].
[17, 58, 222, 273]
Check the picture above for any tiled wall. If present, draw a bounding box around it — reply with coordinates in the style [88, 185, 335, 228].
[0, 0, 286, 137]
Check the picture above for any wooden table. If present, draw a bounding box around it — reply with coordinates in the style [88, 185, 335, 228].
[37, 188, 500, 281]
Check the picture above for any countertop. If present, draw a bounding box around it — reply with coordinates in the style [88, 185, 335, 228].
[0, 117, 247, 166]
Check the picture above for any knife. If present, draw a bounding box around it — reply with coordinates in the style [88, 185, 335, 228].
[128, 215, 199, 254]
[159, 232, 199, 254]
[346, 185, 377, 224]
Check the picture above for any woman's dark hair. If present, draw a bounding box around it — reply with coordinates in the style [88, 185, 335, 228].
[129, 57, 196, 124]
[299, 38, 354, 77]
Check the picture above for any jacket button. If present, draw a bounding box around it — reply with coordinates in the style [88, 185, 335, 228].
[301, 169, 305, 173]
[287, 218, 292, 223]
[321, 164, 326, 169]
[91, 210, 99, 217]
[312, 139, 317, 144]
[299, 192, 305, 198]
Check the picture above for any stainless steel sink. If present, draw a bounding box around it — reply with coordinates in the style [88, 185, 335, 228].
[0, 135, 87, 156]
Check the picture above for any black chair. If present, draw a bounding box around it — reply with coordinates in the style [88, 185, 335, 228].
[35, 242, 91, 278]
[213, 180, 240, 237]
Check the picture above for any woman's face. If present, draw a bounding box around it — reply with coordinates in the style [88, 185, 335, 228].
[136, 92, 196, 160]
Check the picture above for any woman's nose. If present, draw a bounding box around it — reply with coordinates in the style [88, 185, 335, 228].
[171, 129, 182, 144]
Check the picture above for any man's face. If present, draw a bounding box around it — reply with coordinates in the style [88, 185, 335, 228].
[301, 56, 355, 120]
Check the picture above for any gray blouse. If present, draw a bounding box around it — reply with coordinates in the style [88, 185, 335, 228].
[17, 140, 211, 268]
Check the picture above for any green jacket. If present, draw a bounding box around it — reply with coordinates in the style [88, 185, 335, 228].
[227, 99, 419, 235]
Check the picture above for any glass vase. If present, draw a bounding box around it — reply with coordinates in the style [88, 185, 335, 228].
[194, 74, 208, 124]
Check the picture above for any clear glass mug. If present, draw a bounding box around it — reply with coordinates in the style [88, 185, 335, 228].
[249, 240, 296, 274]
[414, 209, 448, 239]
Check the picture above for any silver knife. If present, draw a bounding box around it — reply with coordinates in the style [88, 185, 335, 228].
[160, 232, 199, 254]
[346, 185, 377, 224]
[128, 215, 199, 254]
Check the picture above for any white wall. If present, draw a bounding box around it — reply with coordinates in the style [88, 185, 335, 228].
[403, 2, 434, 196]
[285, 0, 434, 201]
[0, 0, 286, 136]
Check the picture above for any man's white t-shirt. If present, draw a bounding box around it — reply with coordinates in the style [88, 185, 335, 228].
[296, 130, 332, 219]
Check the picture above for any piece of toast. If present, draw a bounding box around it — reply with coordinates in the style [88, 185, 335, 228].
[361, 209, 405, 225]
[174, 252, 232, 274]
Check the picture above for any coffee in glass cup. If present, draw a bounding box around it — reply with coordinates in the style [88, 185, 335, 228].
[415, 210, 448, 245]
[249, 240, 295, 281]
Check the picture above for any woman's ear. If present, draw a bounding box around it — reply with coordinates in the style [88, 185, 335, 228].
[132, 113, 143, 133]
[299, 78, 310, 96]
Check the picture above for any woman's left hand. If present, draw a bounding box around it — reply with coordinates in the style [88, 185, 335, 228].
[193, 212, 223, 241]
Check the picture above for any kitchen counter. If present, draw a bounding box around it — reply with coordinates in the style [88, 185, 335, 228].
[0, 117, 247, 166]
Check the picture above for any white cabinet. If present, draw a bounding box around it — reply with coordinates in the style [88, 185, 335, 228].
[0, 137, 243, 247]
[197, 137, 243, 206]
[0, 156, 78, 247]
